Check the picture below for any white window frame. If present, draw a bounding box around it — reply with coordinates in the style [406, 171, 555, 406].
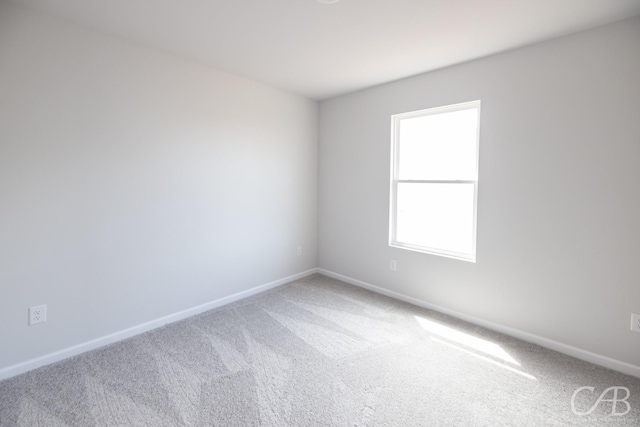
[389, 100, 480, 262]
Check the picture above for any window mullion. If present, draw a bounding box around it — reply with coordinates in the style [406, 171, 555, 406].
[396, 179, 476, 184]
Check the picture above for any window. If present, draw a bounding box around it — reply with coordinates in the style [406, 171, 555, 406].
[389, 100, 480, 262]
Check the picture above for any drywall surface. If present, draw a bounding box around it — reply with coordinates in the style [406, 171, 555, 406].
[0, 2, 317, 370]
[318, 17, 640, 367]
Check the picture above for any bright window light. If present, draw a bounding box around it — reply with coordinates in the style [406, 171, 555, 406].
[413, 316, 536, 380]
[390, 101, 480, 262]
[414, 316, 519, 365]
[431, 337, 537, 380]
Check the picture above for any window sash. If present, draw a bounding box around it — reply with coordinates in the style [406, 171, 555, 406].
[390, 181, 478, 261]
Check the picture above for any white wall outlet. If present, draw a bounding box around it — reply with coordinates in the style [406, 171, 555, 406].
[389, 259, 397, 271]
[29, 305, 47, 326]
[631, 313, 640, 333]
[296, 246, 302, 256]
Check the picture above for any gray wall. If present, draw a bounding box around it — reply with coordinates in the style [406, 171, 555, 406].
[0, 3, 317, 370]
[318, 18, 640, 367]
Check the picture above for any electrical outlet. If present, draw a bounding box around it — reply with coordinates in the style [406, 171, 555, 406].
[29, 305, 47, 326]
[631, 313, 640, 333]
[296, 246, 302, 256]
[389, 259, 397, 271]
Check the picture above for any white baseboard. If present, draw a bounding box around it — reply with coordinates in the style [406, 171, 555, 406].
[0, 269, 318, 382]
[317, 268, 640, 379]
[5, 267, 638, 381]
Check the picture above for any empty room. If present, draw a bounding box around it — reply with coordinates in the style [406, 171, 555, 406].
[1, 0, 640, 425]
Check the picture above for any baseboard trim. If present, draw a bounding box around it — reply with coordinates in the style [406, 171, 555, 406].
[317, 268, 640, 379]
[6, 267, 637, 381]
[0, 268, 318, 382]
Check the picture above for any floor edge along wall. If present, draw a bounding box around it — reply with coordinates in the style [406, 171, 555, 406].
[1, 268, 638, 381]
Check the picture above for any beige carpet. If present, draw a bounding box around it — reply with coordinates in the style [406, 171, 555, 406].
[1, 273, 639, 426]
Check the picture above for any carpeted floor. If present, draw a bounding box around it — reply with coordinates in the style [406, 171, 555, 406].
[1, 273, 639, 426]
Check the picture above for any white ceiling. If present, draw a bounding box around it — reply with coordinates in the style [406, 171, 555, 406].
[10, 0, 640, 100]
